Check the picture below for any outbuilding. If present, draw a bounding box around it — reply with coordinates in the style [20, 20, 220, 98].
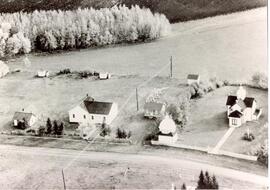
[187, 74, 200, 85]
[12, 111, 37, 129]
[144, 102, 166, 119]
[37, 70, 50, 78]
[99, 72, 111, 80]
[158, 115, 178, 144]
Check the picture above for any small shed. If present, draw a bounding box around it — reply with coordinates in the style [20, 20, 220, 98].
[37, 70, 49, 78]
[12, 111, 37, 129]
[144, 102, 165, 119]
[99, 72, 111, 80]
[0, 61, 9, 78]
[187, 74, 200, 85]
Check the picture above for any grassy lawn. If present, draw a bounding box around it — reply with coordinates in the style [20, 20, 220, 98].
[221, 88, 268, 155]
[177, 86, 268, 155]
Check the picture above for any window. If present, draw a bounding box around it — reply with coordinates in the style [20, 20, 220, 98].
[83, 115, 86, 119]
[73, 114, 75, 118]
[232, 119, 237, 125]
[92, 116, 94, 120]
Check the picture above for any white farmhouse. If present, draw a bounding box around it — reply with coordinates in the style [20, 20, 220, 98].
[158, 115, 178, 144]
[69, 96, 118, 125]
[144, 102, 166, 119]
[226, 86, 262, 127]
[187, 74, 200, 85]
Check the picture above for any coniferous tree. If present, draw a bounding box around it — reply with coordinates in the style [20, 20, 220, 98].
[212, 175, 219, 189]
[197, 170, 205, 189]
[53, 120, 58, 135]
[181, 183, 187, 190]
[204, 171, 210, 188]
[57, 122, 64, 136]
[46, 118, 52, 134]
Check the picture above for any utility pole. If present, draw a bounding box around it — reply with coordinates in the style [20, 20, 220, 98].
[62, 169, 66, 190]
[170, 56, 173, 78]
[136, 88, 139, 111]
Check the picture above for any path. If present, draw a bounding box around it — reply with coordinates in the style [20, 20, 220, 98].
[210, 127, 235, 154]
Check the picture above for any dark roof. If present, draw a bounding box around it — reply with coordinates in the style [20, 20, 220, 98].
[12, 112, 35, 123]
[226, 95, 255, 108]
[226, 95, 237, 106]
[83, 101, 113, 115]
[244, 97, 255, 108]
[144, 102, 164, 111]
[187, 74, 199, 80]
[229, 110, 243, 118]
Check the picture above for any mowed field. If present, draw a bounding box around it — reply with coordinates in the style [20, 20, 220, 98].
[0, 8, 267, 144]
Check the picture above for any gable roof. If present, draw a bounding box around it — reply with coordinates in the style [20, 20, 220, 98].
[226, 95, 237, 106]
[226, 95, 255, 108]
[82, 101, 113, 115]
[144, 102, 164, 112]
[187, 74, 199, 80]
[244, 97, 255, 108]
[229, 110, 243, 118]
[12, 112, 35, 123]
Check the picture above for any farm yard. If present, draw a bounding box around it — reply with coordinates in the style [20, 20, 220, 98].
[0, 7, 267, 157]
[177, 86, 268, 156]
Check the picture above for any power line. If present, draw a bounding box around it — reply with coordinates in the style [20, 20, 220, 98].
[62, 169, 67, 190]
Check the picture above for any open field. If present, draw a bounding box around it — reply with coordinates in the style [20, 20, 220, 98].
[0, 0, 266, 23]
[0, 145, 267, 189]
[4, 7, 267, 82]
[177, 86, 268, 155]
[0, 8, 267, 151]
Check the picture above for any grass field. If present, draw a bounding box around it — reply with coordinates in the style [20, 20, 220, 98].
[0, 0, 266, 23]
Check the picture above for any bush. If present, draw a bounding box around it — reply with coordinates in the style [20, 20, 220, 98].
[242, 132, 255, 141]
[57, 68, 71, 75]
[100, 123, 111, 137]
[167, 99, 189, 127]
[37, 126, 46, 136]
[78, 70, 95, 78]
[256, 141, 268, 167]
[252, 72, 268, 89]
[116, 128, 131, 139]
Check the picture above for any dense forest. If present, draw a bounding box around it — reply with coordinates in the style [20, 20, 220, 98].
[0, 5, 171, 58]
[0, 0, 267, 22]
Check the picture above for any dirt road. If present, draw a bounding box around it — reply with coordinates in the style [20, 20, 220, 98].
[0, 145, 268, 189]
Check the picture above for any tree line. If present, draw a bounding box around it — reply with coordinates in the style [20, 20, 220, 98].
[0, 5, 171, 58]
